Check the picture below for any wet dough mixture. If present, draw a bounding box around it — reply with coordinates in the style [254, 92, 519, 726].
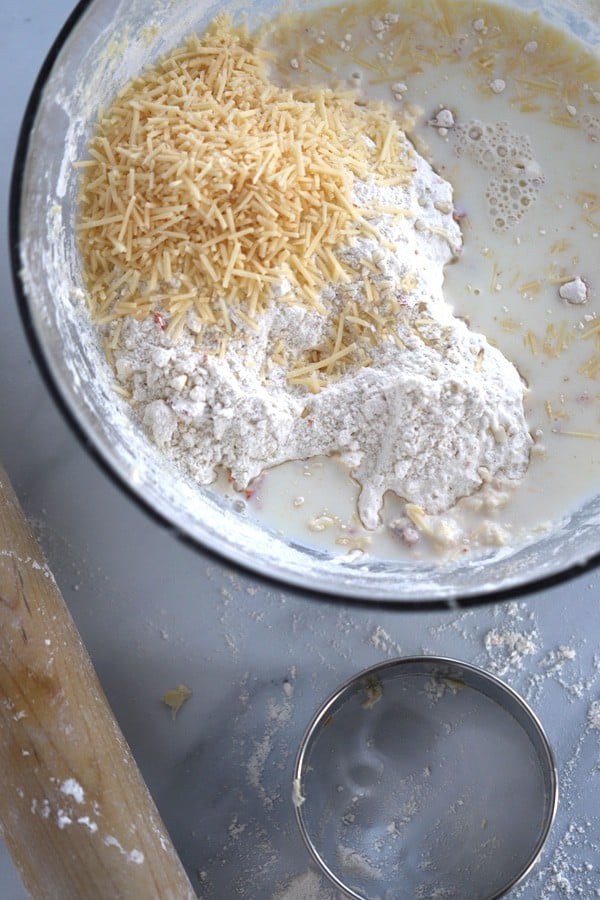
[78, 16, 531, 535]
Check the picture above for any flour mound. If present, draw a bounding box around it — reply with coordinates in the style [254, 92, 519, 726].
[111, 144, 532, 529]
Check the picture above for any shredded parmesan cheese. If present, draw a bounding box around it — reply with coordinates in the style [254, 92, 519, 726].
[77, 16, 412, 341]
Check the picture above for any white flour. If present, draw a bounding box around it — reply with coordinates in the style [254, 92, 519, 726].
[111, 135, 532, 530]
[272, 870, 337, 900]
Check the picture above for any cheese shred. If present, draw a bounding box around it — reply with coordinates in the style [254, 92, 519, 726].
[77, 15, 412, 343]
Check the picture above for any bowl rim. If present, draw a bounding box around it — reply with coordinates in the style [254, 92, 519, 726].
[9, 0, 600, 610]
[292, 654, 559, 899]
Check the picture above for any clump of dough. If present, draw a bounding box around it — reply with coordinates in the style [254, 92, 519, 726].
[112, 145, 532, 530]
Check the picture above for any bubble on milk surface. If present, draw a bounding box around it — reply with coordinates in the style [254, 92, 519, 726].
[452, 119, 544, 232]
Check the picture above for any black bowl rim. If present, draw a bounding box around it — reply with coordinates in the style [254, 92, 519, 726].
[9, 0, 600, 611]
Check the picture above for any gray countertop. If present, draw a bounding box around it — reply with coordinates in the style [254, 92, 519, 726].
[1, 2, 600, 898]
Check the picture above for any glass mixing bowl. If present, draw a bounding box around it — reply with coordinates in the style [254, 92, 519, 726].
[11, 0, 600, 608]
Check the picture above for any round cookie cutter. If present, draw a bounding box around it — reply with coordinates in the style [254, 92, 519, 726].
[293, 656, 557, 900]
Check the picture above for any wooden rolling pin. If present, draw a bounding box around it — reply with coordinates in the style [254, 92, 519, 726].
[0, 463, 196, 899]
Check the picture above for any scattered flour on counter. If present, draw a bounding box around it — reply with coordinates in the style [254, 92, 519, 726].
[247, 734, 274, 809]
[512, 821, 600, 899]
[111, 148, 532, 530]
[272, 869, 338, 900]
[367, 625, 402, 657]
[336, 846, 381, 880]
[228, 815, 247, 840]
[246, 670, 297, 811]
[483, 626, 539, 676]
[526, 645, 583, 703]
[588, 700, 600, 730]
